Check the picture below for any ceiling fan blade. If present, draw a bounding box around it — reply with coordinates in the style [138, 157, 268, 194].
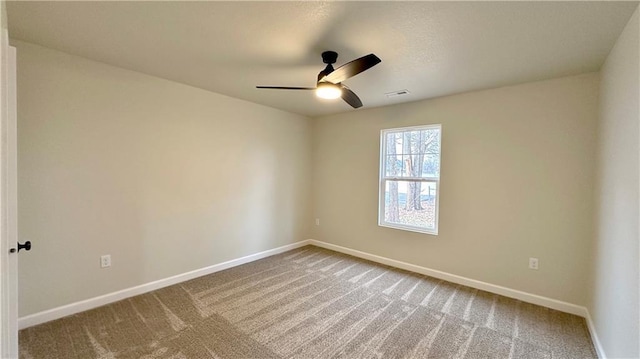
[256, 86, 315, 90]
[321, 54, 381, 84]
[341, 86, 363, 109]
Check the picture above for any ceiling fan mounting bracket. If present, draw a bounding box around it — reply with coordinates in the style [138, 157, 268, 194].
[321, 51, 338, 64]
[318, 66, 334, 82]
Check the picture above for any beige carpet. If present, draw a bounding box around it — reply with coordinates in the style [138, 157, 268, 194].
[19, 245, 597, 359]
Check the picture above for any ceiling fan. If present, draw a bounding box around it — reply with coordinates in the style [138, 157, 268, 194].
[256, 51, 381, 109]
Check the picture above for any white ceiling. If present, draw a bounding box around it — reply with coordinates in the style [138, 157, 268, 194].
[6, 1, 639, 118]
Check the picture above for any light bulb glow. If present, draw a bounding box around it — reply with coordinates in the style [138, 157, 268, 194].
[316, 82, 342, 99]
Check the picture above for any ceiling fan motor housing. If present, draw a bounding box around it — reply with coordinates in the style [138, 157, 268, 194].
[321, 51, 338, 64]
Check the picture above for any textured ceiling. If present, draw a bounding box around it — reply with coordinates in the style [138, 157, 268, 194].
[6, 1, 639, 118]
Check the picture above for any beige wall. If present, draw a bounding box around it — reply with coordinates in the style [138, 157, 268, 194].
[312, 73, 599, 305]
[590, 8, 639, 358]
[14, 41, 312, 316]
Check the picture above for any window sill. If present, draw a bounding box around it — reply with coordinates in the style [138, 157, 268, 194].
[378, 222, 438, 236]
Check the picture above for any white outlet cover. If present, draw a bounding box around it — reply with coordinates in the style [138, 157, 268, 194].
[101, 255, 111, 268]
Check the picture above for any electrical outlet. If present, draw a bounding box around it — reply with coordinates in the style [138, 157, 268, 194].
[101, 255, 111, 268]
[315, 218, 320, 226]
[529, 257, 539, 270]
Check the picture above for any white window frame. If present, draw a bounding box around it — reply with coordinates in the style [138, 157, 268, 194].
[378, 124, 441, 235]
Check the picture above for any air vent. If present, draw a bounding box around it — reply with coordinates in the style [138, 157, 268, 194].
[385, 89, 410, 98]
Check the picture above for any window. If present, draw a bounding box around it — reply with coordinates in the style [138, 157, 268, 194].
[379, 124, 441, 235]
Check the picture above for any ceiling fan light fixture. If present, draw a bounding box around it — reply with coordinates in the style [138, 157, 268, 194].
[316, 82, 342, 100]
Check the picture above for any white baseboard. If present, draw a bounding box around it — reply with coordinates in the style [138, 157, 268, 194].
[584, 310, 606, 358]
[308, 239, 588, 317]
[18, 240, 311, 330]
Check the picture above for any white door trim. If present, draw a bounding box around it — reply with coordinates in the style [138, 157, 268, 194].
[0, 19, 18, 357]
[5, 44, 18, 358]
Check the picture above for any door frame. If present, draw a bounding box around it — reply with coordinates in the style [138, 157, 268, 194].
[0, 11, 18, 356]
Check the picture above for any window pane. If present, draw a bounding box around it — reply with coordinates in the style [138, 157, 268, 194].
[385, 155, 402, 176]
[384, 180, 437, 230]
[421, 154, 440, 177]
[394, 132, 403, 155]
[385, 132, 403, 155]
[383, 127, 440, 179]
